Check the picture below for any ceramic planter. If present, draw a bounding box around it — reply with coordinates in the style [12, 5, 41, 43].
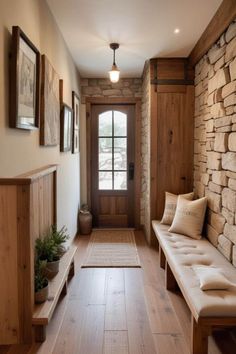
[35, 284, 49, 304]
[45, 259, 60, 278]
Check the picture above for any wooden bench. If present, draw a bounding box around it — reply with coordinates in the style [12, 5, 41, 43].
[152, 221, 236, 354]
[32, 245, 77, 342]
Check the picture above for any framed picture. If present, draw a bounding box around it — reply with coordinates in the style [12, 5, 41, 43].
[60, 104, 72, 152]
[40, 55, 60, 146]
[9, 26, 40, 130]
[72, 91, 80, 154]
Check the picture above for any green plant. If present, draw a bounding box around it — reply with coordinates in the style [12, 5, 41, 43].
[49, 225, 69, 257]
[34, 259, 48, 292]
[35, 235, 59, 262]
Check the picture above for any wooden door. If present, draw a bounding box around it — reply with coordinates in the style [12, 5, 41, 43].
[91, 105, 135, 227]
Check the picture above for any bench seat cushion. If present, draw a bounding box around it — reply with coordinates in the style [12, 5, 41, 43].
[152, 220, 236, 320]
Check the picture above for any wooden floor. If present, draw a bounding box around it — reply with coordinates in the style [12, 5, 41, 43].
[1, 230, 236, 354]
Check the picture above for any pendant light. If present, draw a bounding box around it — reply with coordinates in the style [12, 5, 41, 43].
[109, 43, 120, 83]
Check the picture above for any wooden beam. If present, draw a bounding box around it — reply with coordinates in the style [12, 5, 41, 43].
[189, 0, 236, 67]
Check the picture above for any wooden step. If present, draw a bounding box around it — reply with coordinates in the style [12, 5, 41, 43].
[32, 245, 77, 341]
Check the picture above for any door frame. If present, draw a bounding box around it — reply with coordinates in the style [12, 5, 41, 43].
[86, 97, 141, 229]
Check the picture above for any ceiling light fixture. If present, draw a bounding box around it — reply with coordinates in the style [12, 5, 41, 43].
[174, 28, 180, 34]
[109, 43, 120, 83]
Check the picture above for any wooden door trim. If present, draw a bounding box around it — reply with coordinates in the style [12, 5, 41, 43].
[86, 97, 141, 229]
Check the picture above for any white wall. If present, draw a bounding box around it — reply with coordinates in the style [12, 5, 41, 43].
[0, 0, 81, 239]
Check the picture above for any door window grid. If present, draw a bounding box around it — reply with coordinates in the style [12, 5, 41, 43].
[98, 111, 127, 190]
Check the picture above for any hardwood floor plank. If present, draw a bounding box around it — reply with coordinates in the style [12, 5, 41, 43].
[105, 268, 127, 331]
[124, 268, 156, 354]
[153, 333, 189, 354]
[103, 331, 129, 354]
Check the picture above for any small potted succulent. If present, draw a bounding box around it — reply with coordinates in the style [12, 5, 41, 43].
[34, 259, 48, 304]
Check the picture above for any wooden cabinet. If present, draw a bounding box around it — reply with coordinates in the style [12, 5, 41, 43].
[150, 59, 194, 241]
[0, 165, 57, 344]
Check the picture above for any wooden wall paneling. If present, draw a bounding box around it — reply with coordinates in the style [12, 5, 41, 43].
[17, 185, 33, 343]
[149, 59, 194, 239]
[0, 165, 57, 345]
[189, 0, 236, 66]
[0, 186, 19, 344]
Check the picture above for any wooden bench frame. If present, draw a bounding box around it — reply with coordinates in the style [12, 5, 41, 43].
[33, 247, 76, 342]
[158, 243, 236, 354]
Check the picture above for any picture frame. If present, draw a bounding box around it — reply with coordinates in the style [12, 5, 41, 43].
[60, 104, 72, 152]
[40, 55, 60, 146]
[9, 26, 40, 130]
[72, 91, 80, 154]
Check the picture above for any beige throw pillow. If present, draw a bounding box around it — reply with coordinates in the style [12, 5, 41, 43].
[160, 191, 194, 225]
[168, 196, 207, 239]
[193, 266, 234, 291]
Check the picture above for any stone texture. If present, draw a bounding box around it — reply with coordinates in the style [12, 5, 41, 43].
[214, 133, 228, 152]
[232, 245, 236, 267]
[212, 170, 228, 186]
[207, 151, 221, 170]
[224, 93, 236, 107]
[222, 152, 236, 172]
[228, 132, 236, 151]
[225, 22, 236, 43]
[224, 223, 236, 244]
[205, 189, 221, 213]
[206, 224, 219, 247]
[217, 234, 232, 261]
[208, 45, 225, 64]
[222, 207, 235, 225]
[210, 102, 225, 118]
[222, 188, 236, 212]
[229, 58, 236, 81]
[209, 211, 225, 233]
[208, 68, 230, 94]
[228, 178, 236, 191]
[225, 36, 236, 62]
[214, 116, 231, 128]
[222, 81, 236, 99]
[209, 181, 222, 194]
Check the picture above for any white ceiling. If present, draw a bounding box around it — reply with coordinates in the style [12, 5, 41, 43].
[46, 0, 222, 78]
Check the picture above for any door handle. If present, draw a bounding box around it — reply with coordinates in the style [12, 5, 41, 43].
[129, 162, 134, 180]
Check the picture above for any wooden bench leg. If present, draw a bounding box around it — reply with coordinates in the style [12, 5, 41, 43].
[35, 325, 46, 342]
[69, 259, 75, 277]
[191, 316, 210, 354]
[62, 279, 68, 295]
[159, 245, 166, 269]
[165, 261, 178, 291]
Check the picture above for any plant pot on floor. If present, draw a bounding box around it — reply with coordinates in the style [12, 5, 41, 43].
[35, 282, 49, 304]
[44, 259, 60, 279]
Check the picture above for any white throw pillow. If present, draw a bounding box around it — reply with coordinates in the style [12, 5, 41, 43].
[160, 191, 194, 225]
[168, 196, 207, 239]
[193, 266, 234, 291]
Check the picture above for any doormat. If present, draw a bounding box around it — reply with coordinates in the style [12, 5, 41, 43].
[81, 230, 141, 268]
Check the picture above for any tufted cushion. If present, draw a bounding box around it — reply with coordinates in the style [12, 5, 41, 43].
[169, 196, 207, 239]
[152, 221, 236, 319]
[160, 191, 194, 225]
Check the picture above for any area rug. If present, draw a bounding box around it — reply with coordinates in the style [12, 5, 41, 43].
[81, 230, 141, 268]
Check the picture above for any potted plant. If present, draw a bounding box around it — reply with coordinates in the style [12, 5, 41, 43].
[35, 259, 48, 304]
[50, 225, 69, 257]
[35, 235, 59, 278]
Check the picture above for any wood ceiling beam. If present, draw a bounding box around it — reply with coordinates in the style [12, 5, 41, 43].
[189, 0, 236, 67]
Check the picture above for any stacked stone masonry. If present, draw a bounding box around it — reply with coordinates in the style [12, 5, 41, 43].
[81, 78, 142, 102]
[194, 19, 236, 265]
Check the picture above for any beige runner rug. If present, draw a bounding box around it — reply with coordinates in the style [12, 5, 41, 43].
[82, 229, 141, 268]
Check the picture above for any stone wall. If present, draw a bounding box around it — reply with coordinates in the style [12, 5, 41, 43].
[81, 78, 142, 102]
[194, 19, 236, 265]
[141, 62, 151, 241]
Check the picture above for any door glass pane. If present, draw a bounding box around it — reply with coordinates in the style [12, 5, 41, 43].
[114, 138, 127, 170]
[114, 111, 127, 136]
[99, 138, 112, 170]
[99, 171, 112, 190]
[99, 111, 112, 136]
[114, 171, 127, 190]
